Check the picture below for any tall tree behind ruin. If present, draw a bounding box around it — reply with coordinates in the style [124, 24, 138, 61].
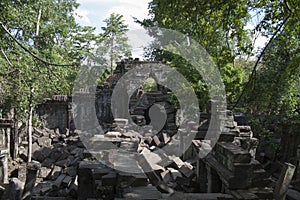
[90, 13, 132, 76]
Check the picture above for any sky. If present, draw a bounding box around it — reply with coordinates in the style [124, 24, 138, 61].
[75, 0, 152, 58]
[74, 0, 267, 58]
[75, 0, 151, 32]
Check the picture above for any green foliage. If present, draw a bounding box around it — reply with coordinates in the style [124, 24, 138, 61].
[140, 0, 254, 109]
[142, 77, 158, 92]
[88, 13, 132, 75]
[0, 0, 96, 120]
[142, 0, 300, 160]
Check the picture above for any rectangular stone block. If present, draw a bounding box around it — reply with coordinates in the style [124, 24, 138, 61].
[102, 172, 117, 186]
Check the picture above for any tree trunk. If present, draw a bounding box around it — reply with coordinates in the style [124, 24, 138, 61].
[13, 109, 19, 159]
[36, 9, 42, 37]
[27, 87, 34, 163]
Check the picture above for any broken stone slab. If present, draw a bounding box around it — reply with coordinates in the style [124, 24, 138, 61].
[37, 137, 52, 147]
[215, 142, 251, 163]
[160, 170, 173, 183]
[18, 163, 27, 182]
[22, 161, 41, 200]
[122, 185, 162, 199]
[118, 172, 148, 187]
[218, 132, 236, 142]
[32, 181, 53, 196]
[42, 158, 55, 168]
[162, 133, 171, 144]
[152, 135, 164, 147]
[119, 141, 138, 152]
[49, 148, 63, 162]
[102, 172, 117, 186]
[55, 157, 72, 168]
[105, 131, 122, 137]
[237, 126, 252, 132]
[38, 167, 52, 179]
[114, 118, 129, 125]
[52, 174, 66, 189]
[230, 190, 259, 200]
[167, 168, 182, 181]
[1, 178, 24, 200]
[92, 167, 112, 180]
[32, 142, 41, 154]
[49, 165, 62, 180]
[206, 155, 252, 189]
[251, 177, 273, 188]
[274, 162, 296, 200]
[140, 148, 162, 165]
[121, 130, 142, 139]
[64, 166, 77, 177]
[163, 192, 234, 200]
[286, 189, 300, 200]
[78, 161, 106, 200]
[34, 127, 50, 137]
[167, 156, 185, 169]
[248, 187, 274, 199]
[62, 175, 73, 188]
[70, 147, 84, 157]
[178, 165, 195, 179]
[34, 147, 52, 163]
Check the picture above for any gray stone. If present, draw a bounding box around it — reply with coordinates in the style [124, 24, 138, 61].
[52, 174, 66, 189]
[102, 172, 117, 186]
[38, 167, 52, 179]
[37, 137, 51, 147]
[62, 175, 73, 188]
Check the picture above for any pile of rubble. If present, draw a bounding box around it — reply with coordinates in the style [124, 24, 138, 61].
[75, 117, 202, 199]
[4, 127, 86, 199]
[192, 103, 274, 200]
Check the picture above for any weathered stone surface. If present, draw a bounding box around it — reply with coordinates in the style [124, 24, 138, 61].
[37, 137, 52, 147]
[52, 174, 66, 189]
[38, 167, 52, 179]
[274, 162, 296, 200]
[62, 175, 73, 188]
[105, 131, 122, 137]
[286, 189, 300, 200]
[160, 170, 172, 183]
[102, 172, 117, 186]
[167, 168, 182, 180]
[178, 165, 195, 178]
[122, 185, 162, 199]
[2, 178, 24, 200]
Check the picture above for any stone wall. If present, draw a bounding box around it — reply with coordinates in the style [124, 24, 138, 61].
[36, 95, 71, 133]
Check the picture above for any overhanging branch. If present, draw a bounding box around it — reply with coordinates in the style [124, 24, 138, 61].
[232, 16, 290, 110]
[0, 22, 76, 67]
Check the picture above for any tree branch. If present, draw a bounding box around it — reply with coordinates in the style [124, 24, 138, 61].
[0, 22, 76, 67]
[232, 16, 290, 110]
[0, 48, 13, 67]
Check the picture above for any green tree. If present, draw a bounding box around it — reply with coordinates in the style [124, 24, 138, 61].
[90, 13, 132, 75]
[140, 0, 300, 162]
[140, 0, 252, 109]
[0, 0, 96, 160]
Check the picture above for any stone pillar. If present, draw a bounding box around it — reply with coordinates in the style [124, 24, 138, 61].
[296, 145, 300, 180]
[22, 161, 41, 200]
[274, 162, 296, 200]
[206, 165, 222, 193]
[197, 159, 207, 192]
[0, 153, 8, 184]
[1, 177, 24, 200]
[78, 162, 95, 200]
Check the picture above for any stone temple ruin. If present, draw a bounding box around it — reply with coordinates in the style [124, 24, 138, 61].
[1, 60, 298, 199]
